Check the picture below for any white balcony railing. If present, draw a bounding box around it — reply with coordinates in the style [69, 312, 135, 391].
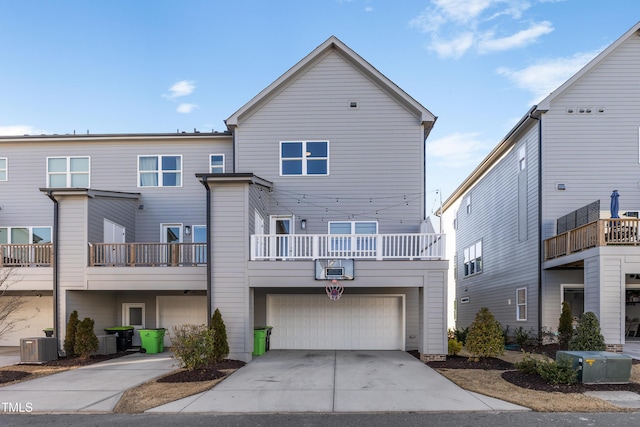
[250, 233, 445, 261]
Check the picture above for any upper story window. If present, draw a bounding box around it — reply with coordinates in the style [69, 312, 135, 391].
[465, 195, 471, 214]
[138, 155, 182, 187]
[518, 146, 526, 171]
[329, 221, 377, 252]
[0, 158, 7, 181]
[47, 156, 90, 188]
[210, 154, 225, 173]
[463, 240, 482, 277]
[0, 226, 52, 244]
[280, 141, 329, 176]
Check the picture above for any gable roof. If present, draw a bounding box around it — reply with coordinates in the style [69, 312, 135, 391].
[225, 36, 436, 138]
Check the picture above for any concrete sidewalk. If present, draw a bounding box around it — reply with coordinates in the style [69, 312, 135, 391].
[0, 351, 176, 413]
[149, 350, 529, 413]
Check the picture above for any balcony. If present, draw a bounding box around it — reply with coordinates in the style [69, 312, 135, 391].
[0, 244, 53, 267]
[250, 233, 445, 261]
[89, 243, 206, 267]
[544, 219, 640, 261]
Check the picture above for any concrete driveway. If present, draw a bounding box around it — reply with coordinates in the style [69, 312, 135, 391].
[150, 350, 528, 413]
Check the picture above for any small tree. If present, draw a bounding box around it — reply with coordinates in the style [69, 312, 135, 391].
[569, 311, 606, 351]
[558, 301, 573, 350]
[210, 308, 229, 363]
[171, 324, 215, 371]
[465, 307, 504, 359]
[64, 310, 79, 357]
[74, 317, 99, 360]
[0, 269, 26, 340]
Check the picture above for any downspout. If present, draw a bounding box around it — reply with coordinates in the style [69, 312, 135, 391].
[529, 109, 543, 343]
[200, 178, 213, 326]
[45, 191, 60, 355]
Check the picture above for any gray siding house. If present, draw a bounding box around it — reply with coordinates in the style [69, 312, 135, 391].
[442, 22, 640, 351]
[1, 36, 448, 362]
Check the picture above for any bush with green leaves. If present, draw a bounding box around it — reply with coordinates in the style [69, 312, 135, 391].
[514, 326, 534, 348]
[558, 301, 573, 350]
[514, 352, 539, 375]
[171, 324, 215, 371]
[452, 327, 469, 345]
[536, 357, 578, 385]
[448, 338, 462, 356]
[74, 317, 99, 360]
[63, 310, 79, 357]
[465, 307, 504, 359]
[569, 311, 606, 351]
[210, 308, 230, 363]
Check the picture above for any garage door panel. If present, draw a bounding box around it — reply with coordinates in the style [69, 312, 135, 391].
[157, 296, 207, 347]
[267, 294, 402, 350]
[1, 297, 53, 345]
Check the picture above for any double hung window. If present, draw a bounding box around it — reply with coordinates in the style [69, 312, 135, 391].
[463, 240, 482, 277]
[329, 221, 377, 253]
[516, 288, 527, 321]
[138, 155, 182, 187]
[47, 156, 90, 187]
[210, 154, 225, 173]
[0, 158, 7, 181]
[280, 141, 328, 176]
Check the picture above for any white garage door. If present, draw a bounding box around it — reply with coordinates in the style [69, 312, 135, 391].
[267, 294, 404, 350]
[157, 296, 208, 347]
[0, 296, 53, 345]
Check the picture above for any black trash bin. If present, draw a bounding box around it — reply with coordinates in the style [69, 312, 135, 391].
[265, 326, 273, 351]
[104, 326, 135, 351]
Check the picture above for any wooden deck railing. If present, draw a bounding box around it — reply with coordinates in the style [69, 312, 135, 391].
[250, 233, 446, 261]
[0, 244, 53, 267]
[544, 219, 640, 261]
[90, 243, 206, 266]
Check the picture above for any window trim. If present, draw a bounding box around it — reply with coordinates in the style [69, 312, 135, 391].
[516, 287, 527, 321]
[465, 195, 471, 214]
[46, 156, 90, 188]
[0, 226, 53, 244]
[463, 240, 482, 277]
[209, 154, 225, 173]
[279, 140, 329, 176]
[137, 154, 183, 188]
[0, 157, 7, 181]
[518, 146, 526, 171]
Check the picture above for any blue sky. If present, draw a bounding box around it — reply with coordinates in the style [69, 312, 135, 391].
[2, 0, 640, 213]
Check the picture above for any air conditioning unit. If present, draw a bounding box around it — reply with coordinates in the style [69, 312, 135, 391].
[20, 337, 58, 363]
[556, 351, 632, 384]
[93, 334, 117, 355]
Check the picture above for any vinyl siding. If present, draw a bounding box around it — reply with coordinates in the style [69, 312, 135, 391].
[454, 122, 540, 332]
[87, 196, 137, 243]
[234, 51, 425, 235]
[58, 195, 89, 289]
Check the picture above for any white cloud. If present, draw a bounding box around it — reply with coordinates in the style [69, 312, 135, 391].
[426, 132, 493, 168]
[410, 0, 552, 58]
[163, 80, 196, 100]
[0, 125, 47, 136]
[176, 103, 198, 114]
[478, 21, 553, 53]
[496, 48, 601, 103]
[364, 6, 373, 12]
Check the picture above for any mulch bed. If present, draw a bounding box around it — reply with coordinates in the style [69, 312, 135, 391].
[157, 359, 246, 383]
[0, 371, 31, 383]
[422, 346, 640, 394]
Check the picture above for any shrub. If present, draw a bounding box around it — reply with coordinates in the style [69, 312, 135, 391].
[514, 352, 539, 375]
[171, 324, 215, 371]
[63, 310, 79, 357]
[558, 301, 573, 350]
[514, 326, 533, 348]
[74, 317, 99, 360]
[210, 308, 230, 363]
[569, 312, 606, 351]
[502, 325, 511, 344]
[536, 357, 578, 385]
[452, 327, 469, 345]
[465, 307, 504, 359]
[448, 338, 463, 356]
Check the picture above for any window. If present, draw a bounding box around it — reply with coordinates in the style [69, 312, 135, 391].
[138, 155, 182, 187]
[465, 195, 471, 214]
[329, 221, 377, 252]
[192, 225, 207, 264]
[516, 288, 527, 321]
[0, 227, 52, 244]
[280, 141, 328, 176]
[463, 240, 482, 277]
[0, 158, 6, 181]
[210, 154, 225, 173]
[518, 146, 526, 171]
[47, 156, 90, 187]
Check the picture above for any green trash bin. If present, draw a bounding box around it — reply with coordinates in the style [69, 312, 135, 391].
[253, 328, 267, 356]
[139, 328, 166, 354]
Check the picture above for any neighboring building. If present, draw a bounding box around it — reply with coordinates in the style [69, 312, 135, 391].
[441, 22, 640, 351]
[1, 36, 448, 362]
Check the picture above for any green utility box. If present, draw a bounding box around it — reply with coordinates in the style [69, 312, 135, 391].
[139, 328, 166, 354]
[556, 351, 632, 384]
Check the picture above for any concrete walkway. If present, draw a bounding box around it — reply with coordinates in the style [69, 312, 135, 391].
[0, 351, 176, 412]
[149, 350, 528, 413]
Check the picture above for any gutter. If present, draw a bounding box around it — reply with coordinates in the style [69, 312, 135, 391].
[44, 191, 60, 355]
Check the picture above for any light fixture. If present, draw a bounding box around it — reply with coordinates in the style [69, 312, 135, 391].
[184, 225, 191, 236]
[301, 219, 307, 230]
